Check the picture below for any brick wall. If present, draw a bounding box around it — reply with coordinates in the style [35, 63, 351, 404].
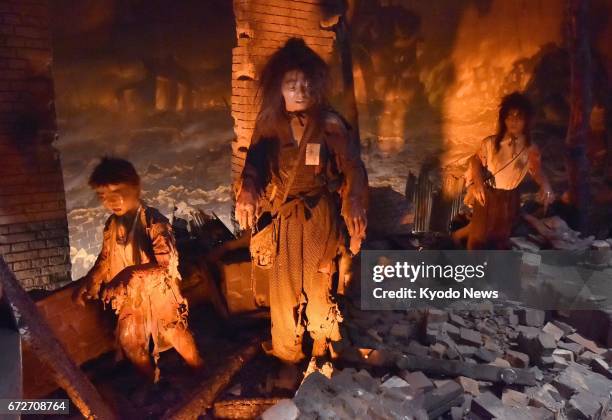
[231, 0, 339, 184]
[0, 0, 71, 290]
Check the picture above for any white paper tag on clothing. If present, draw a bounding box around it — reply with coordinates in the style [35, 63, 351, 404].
[305, 143, 320, 166]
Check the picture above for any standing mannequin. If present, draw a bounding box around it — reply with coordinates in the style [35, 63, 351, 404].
[459, 93, 554, 249]
[235, 38, 368, 367]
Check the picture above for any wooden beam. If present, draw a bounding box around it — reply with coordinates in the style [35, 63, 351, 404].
[213, 398, 282, 419]
[162, 337, 263, 419]
[0, 257, 116, 420]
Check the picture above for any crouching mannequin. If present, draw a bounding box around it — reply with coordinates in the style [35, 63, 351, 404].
[74, 157, 203, 381]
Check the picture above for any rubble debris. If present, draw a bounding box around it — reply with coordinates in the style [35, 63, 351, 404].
[588, 240, 612, 266]
[427, 308, 448, 324]
[552, 362, 612, 400]
[590, 358, 612, 379]
[407, 341, 429, 357]
[523, 215, 595, 250]
[380, 376, 410, 389]
[558, 340, 584, 354]
[537, 333, 558, 356]
[516, 309, 546, 327]
[525, 384, 564, 413]
[433, 379, 453, 388]
[441, 322, 461, 341]
[457, 345, 478, 358]
[449, 313, 470, 328]
[269, 303, 612, 419]
[504, 350, 530, 368]
[517, 330, 556, 362]
[568, 391, 606, 419]
[483, 339, 503, 355]
[458, 327, 483, 346]
[327, 368, 378, 394]
[491, 358, 512, 368]
[456, 376, 480, 396]
[542, 322, 565, 341]
[450, 396, 472, 420]
[578, 350, 601, 365]
[430, 342, 447, 359]
[475, 318, 496, 333]
[290, 370, 427, 420]
[530, 367, 543, 382]
[566, 333, 606, 355]
[501, 388, 529, 407]
[389, 323, 413, 338]
[400, 371, 434, 392]
[506, 311, 519, 326]
[552, 320, 576, 335]
[553, 349, 575, 363]
[471, 391, 505, 418]
[474, 348, 497, 363]
[472, 391, 555, 419]
[423, 381, 464, 418]
[396, 354, 537, 386]
[510, 237, 541, 252]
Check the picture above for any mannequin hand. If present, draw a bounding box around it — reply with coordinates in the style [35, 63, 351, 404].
[472, 182, 486, 206]
[343, 201, 367, 239]
[236, 188, 258, 230]
[537, 187, 555, 205]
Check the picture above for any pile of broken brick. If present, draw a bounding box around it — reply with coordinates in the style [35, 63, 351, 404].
[263, 304, 612, 419]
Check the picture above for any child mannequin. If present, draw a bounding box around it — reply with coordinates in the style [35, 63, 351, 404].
[74, 157, 203, 381]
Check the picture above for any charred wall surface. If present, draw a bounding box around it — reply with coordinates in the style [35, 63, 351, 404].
[354, 0, 611, 173]
[0, 0, 71, 290]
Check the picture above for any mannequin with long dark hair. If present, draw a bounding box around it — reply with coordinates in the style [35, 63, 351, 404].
[459, 92, 553, 249]
[235, 38, 368, 367]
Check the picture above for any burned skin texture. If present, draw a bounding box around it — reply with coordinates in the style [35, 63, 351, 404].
[237, 69, 368, 363]
[74, 183, 203, 381]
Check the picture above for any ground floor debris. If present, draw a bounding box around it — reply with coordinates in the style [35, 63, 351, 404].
[262, 299, 612, 419]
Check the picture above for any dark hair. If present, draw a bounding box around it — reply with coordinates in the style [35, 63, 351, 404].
[88, 157, 140, 188]
[255, 38, 330, 138]
[494, 92, 533, 151]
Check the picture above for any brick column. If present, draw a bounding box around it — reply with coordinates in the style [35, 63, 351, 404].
[0, 0, 71, 290]
[231, 0, 338, 186]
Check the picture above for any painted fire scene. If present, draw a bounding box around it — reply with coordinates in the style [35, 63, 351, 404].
[2, 0, 612, 419]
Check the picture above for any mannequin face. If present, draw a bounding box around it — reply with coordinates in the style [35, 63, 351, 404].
[505, 109, 526, 137]
[95, 183, 140, 216]
[281, 70, 313, 112]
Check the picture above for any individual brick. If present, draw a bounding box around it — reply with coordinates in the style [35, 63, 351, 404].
[458, 328, 482, 347]
[516, 309, 546, 327]
[504, 350, 530, 368]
